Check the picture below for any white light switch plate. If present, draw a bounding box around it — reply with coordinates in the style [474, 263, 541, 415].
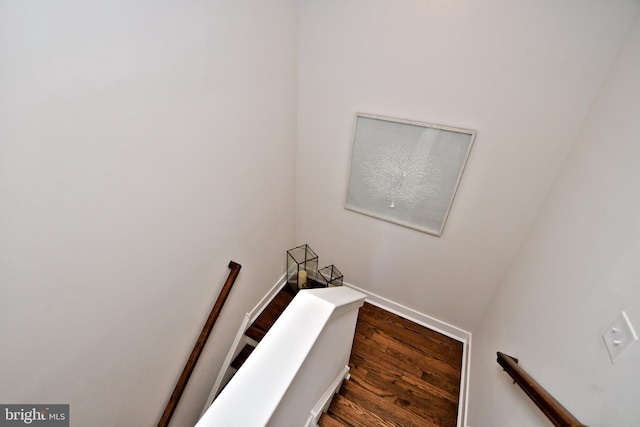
[602, 311, 638, 364]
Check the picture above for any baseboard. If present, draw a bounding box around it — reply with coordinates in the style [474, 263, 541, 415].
[306, 365, 350, 427]
[343, 281, 470, 342]
[249, 273, 287, 323]
[343, 281, 472, 427]
[459, 334, 472, 427]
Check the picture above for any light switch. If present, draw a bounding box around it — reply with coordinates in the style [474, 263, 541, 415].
[602, 311, 638, 364]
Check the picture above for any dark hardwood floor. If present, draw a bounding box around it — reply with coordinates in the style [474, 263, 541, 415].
[319, 302, 464, 427]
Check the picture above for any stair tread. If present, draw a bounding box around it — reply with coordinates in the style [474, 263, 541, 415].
[230, 344, 255, 370]
[317, 412, 346, 427]
[351, 331, 461, 402]
[245, 287, 295, 342]
[328, 394, 399, 427]
[339, 378, 439, 427]
[348, 369, 456, 427]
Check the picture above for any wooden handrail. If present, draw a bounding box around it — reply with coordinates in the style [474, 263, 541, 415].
[158, 261, 242, 427]
[497, 352, 587, 427]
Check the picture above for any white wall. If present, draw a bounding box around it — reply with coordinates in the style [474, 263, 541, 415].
[295, 0, 638, 330]
[0, 1, 297, 426]
[469, 13, 640, 427]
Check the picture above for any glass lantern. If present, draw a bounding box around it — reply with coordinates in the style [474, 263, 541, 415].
[317, 265, 343, 288]
[286, 244, 319, 292]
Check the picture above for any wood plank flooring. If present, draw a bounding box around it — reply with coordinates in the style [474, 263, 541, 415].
[319, 302, 463, 427]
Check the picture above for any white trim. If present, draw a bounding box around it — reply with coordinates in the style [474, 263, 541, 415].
[201, 274, 288, 417]
[343, 281, 470, 341]
[460, 334, 472, 427]
[249, 273, 287, 323]
[305, 366, 351, 427]
[201, 314, 252, 416]
[343, 281, 472, 427]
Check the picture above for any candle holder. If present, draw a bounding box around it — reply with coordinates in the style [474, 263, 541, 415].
[286, 244, 319, 292]
[317, 265, 343, 288]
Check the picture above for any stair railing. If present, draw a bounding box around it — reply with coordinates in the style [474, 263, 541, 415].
[158, 261, 242, 427]
[497, 352, 587, 427]
[196, 286, 366, 427]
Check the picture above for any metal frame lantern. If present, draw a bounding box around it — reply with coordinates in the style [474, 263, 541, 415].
[286, 244, 319, 292]
[317, 265, 343, 288]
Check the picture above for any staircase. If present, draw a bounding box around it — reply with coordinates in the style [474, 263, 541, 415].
[199, 285, 365, 427]
[213, 287, 464, 426]
[228, 285, 295, 373]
